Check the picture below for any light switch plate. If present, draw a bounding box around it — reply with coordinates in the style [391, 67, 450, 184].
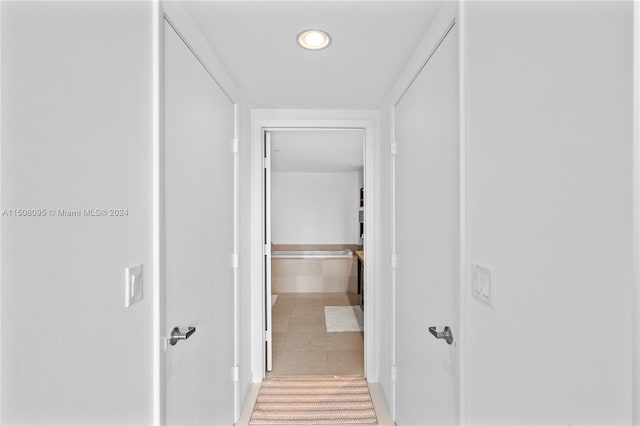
[472, 263, 493, 307]
[125, 264, 143, 308]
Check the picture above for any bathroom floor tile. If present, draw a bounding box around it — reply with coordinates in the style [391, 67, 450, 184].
[272, 308, 291, 318]
[327, 350, 364, 376]
[268, 291, 363, 377]
[296, 299, 324, 310]
[288, 317, 325, 332]
[326, 331, 364, 351]
[272, 332, 286, 355]
[272, 316, 290, 332]
[283, 331, 326, 352]
[273, 304, 295, 313]
[295, 293, 324, 304]
[323, 292, 360, 306]
[273, 350, 328, 376]
[276, 293, 297, 302]
[291, 304, 324, 318]
[272, 304, 294, 316]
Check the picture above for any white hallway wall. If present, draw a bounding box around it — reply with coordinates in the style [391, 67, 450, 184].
[1, 1, 154, 424]
[271, 171, 362, 245]
[0, 1, 254, 424]
[464, 1, 633, 423]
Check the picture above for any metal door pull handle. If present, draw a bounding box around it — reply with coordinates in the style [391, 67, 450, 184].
[428, 326, 453, 345]
[169, 326, 196, 346]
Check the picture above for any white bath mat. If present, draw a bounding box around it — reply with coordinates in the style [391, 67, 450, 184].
[324, 306, 364, 332]
[272, 294, 278, 305]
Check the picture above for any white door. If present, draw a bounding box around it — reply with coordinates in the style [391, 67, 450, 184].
[264, 131, 273, 372]
[164, 20, 235, 425]
[394, 24, 459, 424]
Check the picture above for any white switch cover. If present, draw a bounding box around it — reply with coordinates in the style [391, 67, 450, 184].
[125, 264, 143, 308]
[472, 263, 493, 307]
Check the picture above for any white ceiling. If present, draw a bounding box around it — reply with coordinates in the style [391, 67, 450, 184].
[270, 130, 363, 172]
[183, 1, 443, 109]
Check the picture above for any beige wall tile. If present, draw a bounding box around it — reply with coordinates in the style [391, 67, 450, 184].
[293, 276, 324, 293]
[271, 277, 297, 293]
[271, 259, 295, 277]
[323, 275, 350, 293]
[272, 252, 358, 294]
[323, 259, 354, 277]
[294, 260, 323, 276]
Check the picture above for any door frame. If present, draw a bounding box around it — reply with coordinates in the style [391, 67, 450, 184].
[264, 130, 273, 372]
[250, 111, 378, 383]
[633, 1, 640, 424]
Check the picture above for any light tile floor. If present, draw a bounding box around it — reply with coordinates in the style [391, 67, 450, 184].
[268, 292, 363, 377]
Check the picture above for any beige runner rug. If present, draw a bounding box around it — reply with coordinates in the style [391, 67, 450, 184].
[249, 377, 378, 425]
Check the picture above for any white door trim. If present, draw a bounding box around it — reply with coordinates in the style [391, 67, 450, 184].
[458, 2, 469, 424]
[0, 2, 4, 421]
[633, 2, 639, 424]
[152, 4, 165, 424]
[389, 105, 397, 420]
[264, 131, 273, 372]
[250, 111, 378, 383]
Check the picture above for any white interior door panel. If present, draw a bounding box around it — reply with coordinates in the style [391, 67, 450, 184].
[394, 24, 459, 425]
[164, 19, 235, 425]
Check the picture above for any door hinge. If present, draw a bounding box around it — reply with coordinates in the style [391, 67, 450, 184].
[391, 141, 398, 156]
[391, 253, 398, 269]
[232, 138, 239, 154]
[231, 252, 239, 269]
[264, 329, 272, 342]
[264, 244, 271, 256]
[232, 365, 239, 382]
[391, 365, 398, 382]
[264, 157, 270, 169]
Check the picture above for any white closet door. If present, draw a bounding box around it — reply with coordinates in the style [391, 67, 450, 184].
[394, 24, 460, 425]
[164, 19, 235, 425]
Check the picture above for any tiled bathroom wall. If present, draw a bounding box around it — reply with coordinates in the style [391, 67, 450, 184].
[271, 244, 361, 293]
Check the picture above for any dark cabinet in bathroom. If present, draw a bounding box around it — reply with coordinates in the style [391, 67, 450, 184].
[359, 187, 364, 239]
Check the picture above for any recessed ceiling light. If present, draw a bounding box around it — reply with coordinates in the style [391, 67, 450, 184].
[297, 29, 331, 50]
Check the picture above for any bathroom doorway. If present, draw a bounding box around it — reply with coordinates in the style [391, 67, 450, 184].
[264, 128, 365, 377]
